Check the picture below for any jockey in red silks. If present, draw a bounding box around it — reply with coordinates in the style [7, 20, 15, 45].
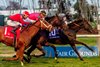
[26, 11, 46, 23]
[6, 11, 47, 47]
[6, 11, 33, 47]
[7, 11, 31, 31]
[7, 10, 47, 34]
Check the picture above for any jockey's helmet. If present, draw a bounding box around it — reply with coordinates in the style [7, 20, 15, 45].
[23, 11, 30, 16]
[22, 11, 30, 19]
[40, 11, 46, 16]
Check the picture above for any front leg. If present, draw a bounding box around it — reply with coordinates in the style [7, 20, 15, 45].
[70, 43, 84, 61]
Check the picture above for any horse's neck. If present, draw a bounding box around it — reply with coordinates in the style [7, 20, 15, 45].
[20, 21, 40, 39]
[46, 16, 55, 22]
[68, 22, 82, 33]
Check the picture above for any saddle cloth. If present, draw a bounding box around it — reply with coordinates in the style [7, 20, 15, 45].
[49, 28, 60, 39]
[4, 26, 21, 39]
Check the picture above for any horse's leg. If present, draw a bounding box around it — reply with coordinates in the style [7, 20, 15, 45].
[47, 44, 58, 60]
[34, 44, 45, 57]
[72, 39, 94, 52]
[3, 44, 25, 66]
[18, 44, 25, 66]
[70, 43, 84, 61]
[25, 44, 37, 56]
[24, 44, 37, 63]
[33, 36, 46, 57]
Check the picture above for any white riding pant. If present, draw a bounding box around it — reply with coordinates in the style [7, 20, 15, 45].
[6, 20, 21, 26]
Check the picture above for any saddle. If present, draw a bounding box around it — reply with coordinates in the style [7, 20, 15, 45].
[4, 26, 21, 39]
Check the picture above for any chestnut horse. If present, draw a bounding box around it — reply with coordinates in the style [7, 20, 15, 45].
[0, 19, 52, 66]
[25, 15, 95, 62]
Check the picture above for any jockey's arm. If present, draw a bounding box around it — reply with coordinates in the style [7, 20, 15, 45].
[23, 18, 36, 23]
[64, 20, 68, 25]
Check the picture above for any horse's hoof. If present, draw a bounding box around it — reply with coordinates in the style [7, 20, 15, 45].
[80, 59, 84, 61]
[55, 57, 57, 60]
[27, 56, 32, 63]
[2, 58, 9, 61]
[23, 56, 30, 63]
[21, 61, 24, 66]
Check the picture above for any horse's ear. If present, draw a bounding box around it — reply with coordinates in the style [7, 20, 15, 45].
[55, 13, 59, 17]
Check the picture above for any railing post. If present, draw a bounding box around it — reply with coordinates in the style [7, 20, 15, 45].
[97, 24, 100, 56]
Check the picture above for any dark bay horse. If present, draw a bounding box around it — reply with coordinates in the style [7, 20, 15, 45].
[0, 19, 52, 66]
[25, 15, 95, 62]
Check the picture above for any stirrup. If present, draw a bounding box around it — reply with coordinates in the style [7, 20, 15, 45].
[11, 30, 16, 35]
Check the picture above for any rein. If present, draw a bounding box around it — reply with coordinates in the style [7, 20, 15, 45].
[40, 19, 52, 31]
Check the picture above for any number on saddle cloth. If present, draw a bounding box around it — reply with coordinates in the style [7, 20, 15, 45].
[4, 26, 21, 39]
[49, 28, 60, 39]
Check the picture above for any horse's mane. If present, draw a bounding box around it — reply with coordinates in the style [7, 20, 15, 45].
[45, 14, 61, 23]
[68, 18, 84, 27]
[21, 20, 40, 33]
[45, 16, 55, 23]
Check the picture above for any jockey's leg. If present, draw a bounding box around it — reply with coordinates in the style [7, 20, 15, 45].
[11, 25, 21, 50]
[11, 25, 21, 34]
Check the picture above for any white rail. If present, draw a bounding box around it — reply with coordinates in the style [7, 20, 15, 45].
[77, 34, 100, 38]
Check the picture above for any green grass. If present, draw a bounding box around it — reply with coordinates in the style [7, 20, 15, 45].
[77, 38, 97, 46]
[0, 38, 98, 67]
[0, 37, 97, 54]
[0, 57, 100, 67]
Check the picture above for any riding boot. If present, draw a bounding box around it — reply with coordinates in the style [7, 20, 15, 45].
[11, 25, 20, 50]
[11, 25, 20, 35]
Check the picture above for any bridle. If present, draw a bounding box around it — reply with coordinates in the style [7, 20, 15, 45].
[40, 19, 52, 31]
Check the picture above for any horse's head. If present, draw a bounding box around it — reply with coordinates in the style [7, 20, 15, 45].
[68, 18, 95, 34]
[81, 18, 95, 34]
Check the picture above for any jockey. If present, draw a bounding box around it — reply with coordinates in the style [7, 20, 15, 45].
[28, 10, 46, 21]
[6, 10, 47, 48]
[62, 16, 69, 30]
[7, 11, 47, 34]
[6, 11, 32, 48]
[65, 12, 73, 22]
[7, 11, 31, 34]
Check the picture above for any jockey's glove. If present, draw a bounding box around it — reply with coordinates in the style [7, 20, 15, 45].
[22, 24, 28, 27]
[19, 23, 22, 26]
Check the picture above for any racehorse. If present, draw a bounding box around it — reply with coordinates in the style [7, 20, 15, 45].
[0, 19, 52, 66]
[25, 15, 95, 62]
